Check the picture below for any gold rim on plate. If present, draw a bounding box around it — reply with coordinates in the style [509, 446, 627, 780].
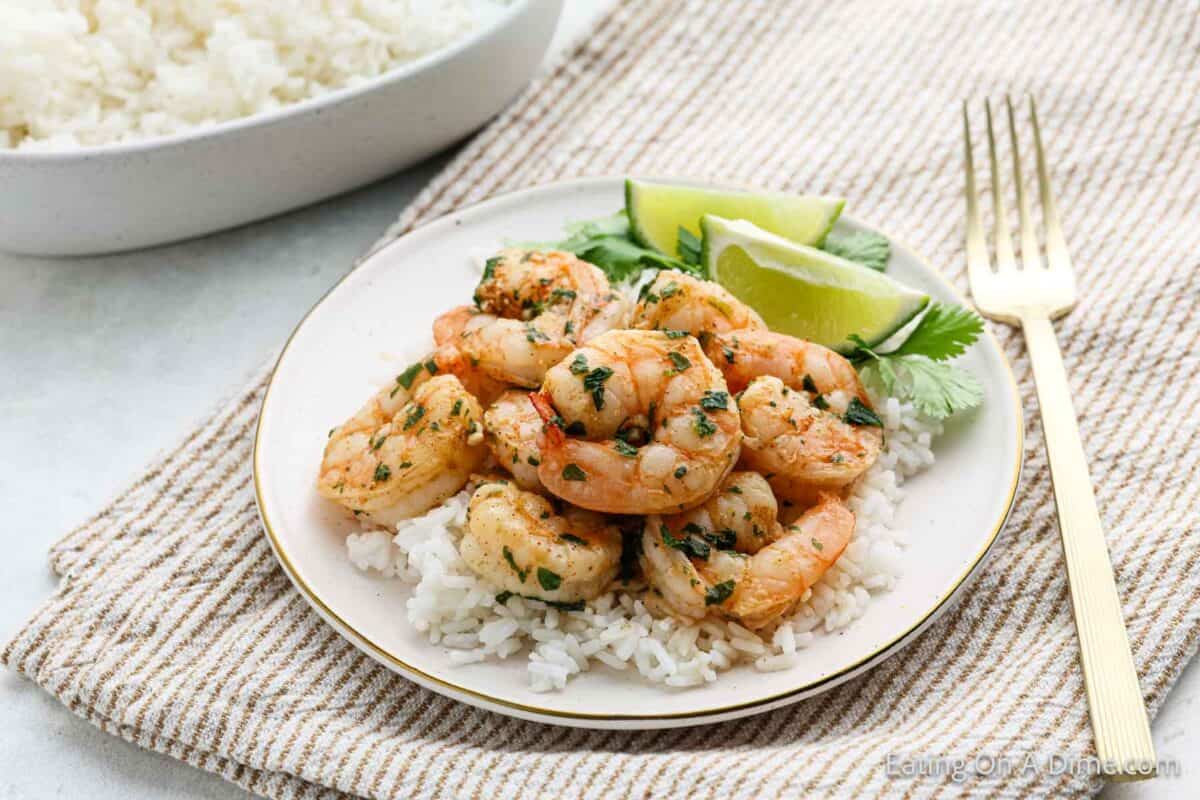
[252, 176, 1024, 724]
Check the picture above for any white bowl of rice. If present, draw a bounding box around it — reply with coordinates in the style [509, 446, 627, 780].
[0, 0, 563, 255]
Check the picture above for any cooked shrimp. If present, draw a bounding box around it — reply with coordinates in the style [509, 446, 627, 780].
[728, 493, 855, 628]
[639, 492, 854, 629]
[440, 249, 630, 388]
[531, 329, 741, 515]
[483, 390, 544, 491]
[461, 478, 623, 603]
[631, 270, 765, 337]
[737, 375, 882, 504]
[317, 375, 487, 526]
[704, 328, 869, 410]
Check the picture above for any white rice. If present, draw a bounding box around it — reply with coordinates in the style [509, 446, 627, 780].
[346, 394, 942, 692]
[0, 0, 508, 150]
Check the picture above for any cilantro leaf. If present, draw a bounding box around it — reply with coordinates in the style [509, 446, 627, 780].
[677, 226, 703, 266]
[526, 210, 700, 284]
[821, 231, 891, 271]
[847, 302, 985, 419]
[858, 354, 983, 418]
[889, 303, 984, 361]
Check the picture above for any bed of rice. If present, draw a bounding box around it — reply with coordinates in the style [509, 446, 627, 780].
[346, 393, 941, 692]
[1, 0, 507, 150]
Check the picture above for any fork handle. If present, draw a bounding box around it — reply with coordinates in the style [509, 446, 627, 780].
[1020, 314, 1157, 780]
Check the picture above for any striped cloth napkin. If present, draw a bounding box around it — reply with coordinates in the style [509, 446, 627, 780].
[6, 1, 1199, 797]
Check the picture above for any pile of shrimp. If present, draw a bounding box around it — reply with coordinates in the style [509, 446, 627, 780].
[318, 248, 887, 635]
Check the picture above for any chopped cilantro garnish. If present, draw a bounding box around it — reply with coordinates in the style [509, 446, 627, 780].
[663, 329, 688, 339]
[843, 397, 883, 427]
[699, 390, 729, 410]
[569, 353, 590, 375]
[502, 546, 528, 582]
[582, 366, 614, 410]
[396, 362, 424, 390]
[704, 529, 738, 550]
[667, 351, 691, 371]
[560, 533, 587, 546]
[373, 464, 391, 482]
[705, 580, 736, 605]
[661, 524, 710, 560]
[495, 590, 514, 605]
[674, 465, 688, 479]
[614, 439, 639, 457]
[562, 463, 587, 481]
[525, 323, 550, 343]
[403, 405, 426, 430]
[801, 374, 818, 394]
[813, 394, 830, 411]
[537, 567, 563, 591]
[482, 256, 501, 282]
[692, 407, 718, 437]
[659, 281, 681, 299]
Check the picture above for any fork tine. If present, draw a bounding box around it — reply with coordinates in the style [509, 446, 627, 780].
[962, 102, 992, 292]
[1006, 95, 1043, 271]
[985, 99, 1018, 270]
[1028, 95, 1073, 273]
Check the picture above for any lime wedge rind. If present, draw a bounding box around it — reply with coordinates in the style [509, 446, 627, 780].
[625, 178, 844, 257]
[700, 215, 930, 354]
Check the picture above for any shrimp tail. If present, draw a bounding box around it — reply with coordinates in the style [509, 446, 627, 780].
[529, 391, 564, 447]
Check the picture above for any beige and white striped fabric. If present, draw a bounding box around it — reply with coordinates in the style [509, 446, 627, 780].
[6, 1, 1200, 797]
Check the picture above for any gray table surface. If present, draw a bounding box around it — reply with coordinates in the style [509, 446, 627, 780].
[0, 5, 1194, 797]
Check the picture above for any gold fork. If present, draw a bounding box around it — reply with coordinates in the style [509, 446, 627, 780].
[962, 96, 1157, 780]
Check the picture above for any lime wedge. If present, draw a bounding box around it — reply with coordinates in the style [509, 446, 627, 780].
[625, 178, 844, 256]
[701, 215, 929, 353]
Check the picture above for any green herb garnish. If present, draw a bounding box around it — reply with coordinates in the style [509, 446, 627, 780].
[502, 546, 528, 582]
[614, 439, 639, 457]
[667, 351, 691, 371]
[396, 362, 425, 390]
[583, 366, 614, 410]
[677, 226, 703, 267]
[843, 397, 883, 427]
[821, 231, 890, 271]
[403, 405, 426, 430]
[848, 303, 984, 419]
[661, 524, 710, 560]
[705, 580, 736, 606]
[373, 464, 391, 482]
[537, 567, 563, 591]
[562, 463, 587, 481]
[699, 390, 729, 410]
[692, 407, 718, 437]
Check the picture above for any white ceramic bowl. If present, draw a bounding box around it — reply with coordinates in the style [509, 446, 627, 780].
[0, 0, 562, 256]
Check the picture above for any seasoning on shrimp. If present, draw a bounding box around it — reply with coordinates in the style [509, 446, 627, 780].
[316, 375, 487, 525]
[531, 329, 742, 515]
[631, 271, 766, 337]
[435, 249, 631, 388]
[460, 478, 623, 603]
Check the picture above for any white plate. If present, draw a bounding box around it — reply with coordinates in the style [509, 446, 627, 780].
[0, 0, 562, 256]
[253, 177, 1023, 729]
